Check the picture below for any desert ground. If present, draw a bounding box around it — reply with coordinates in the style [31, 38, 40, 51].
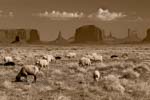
[0, 44, 150, 100]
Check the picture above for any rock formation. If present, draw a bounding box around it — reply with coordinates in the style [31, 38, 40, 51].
[0, 29, 40, 43]
[102, 32, 120, 44]
[50, 31, 68, 44]
[121, 29, 141, 43]
[74, 25, 102, 43]
[143, 28, 150, 42]
[28, 29, 40, 43]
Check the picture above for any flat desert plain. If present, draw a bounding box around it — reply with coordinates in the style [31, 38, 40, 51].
[0, 44, 150, 100]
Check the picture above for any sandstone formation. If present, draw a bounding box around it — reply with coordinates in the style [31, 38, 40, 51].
[50, 31, 68, 44]
[0, 29, 40, 43]
[122, 29, 141, 43]
[74, 25, 102, 43]
[143, 28, 150, 42]
[102, 32, 120, 44]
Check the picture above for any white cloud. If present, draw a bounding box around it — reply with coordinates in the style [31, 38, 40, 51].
[125, 16, 143, 22]
[0, 10, 14, 17]
[89, 8, 126, 21]
[34, 10, 84, 20]
[8, 12, 14, 17]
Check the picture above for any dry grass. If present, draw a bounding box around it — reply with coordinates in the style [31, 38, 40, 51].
[0, 45, 150, 100]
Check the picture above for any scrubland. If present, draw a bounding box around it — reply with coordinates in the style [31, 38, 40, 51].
[0, 44, 150, 100]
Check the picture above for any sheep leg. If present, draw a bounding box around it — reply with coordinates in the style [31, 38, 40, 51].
[23, 75, 28, 82]
[33, 75, 37, 83]
[16, 73, 21, 82]
[21, 69, 28, 82]
[16, 68, 24, 82]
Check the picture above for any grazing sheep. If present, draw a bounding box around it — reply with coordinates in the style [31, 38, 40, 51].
[86, 53, 103, 62]
[79, 57, 91, 66]
[36, 59, 49, 70]
[85, 54, 94, 60]
[4, 56, 13, 63]
[15, 65, 39, 83]
[92, 55, 103, 62]
[93, 70, 100, 81]
[110, 55, 118, 59]
[55, 56, 62, 60]
[66, 52, 76, 58]
[4, 62, 15, 66]
[121, 53, 128, 58]
[43, 55, 55, 63]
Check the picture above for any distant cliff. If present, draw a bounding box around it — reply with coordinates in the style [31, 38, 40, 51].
[121, 29, 141, 43]
[50, 31, 68, 44]
[143, 28, 150, 42]
[0, 29, 40, 43]
[74, 25, 102, 43]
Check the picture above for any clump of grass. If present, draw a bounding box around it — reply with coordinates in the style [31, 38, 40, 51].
[103, 75, 125, 94]
[0, 91, 7, 100]
[134, 62, 150, 73]
[52, 69, 63, 75]
[2, 80, 13, 89]
[126, 81, 150, 99]
[122, 62, 135, 69]
[95, 62, 107, 70]
[0, 95, 7, 100]
[76, 67, 87, 73]
[38, 85, 52, 92]
[22, 84, 32, 91]
[67, 62, 79, 69]
[121, 68, 140, 79]
[52, 93, 71, 100]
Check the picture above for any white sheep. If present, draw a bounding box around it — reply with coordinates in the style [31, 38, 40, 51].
[79, 57, 91, 66]
[85, 54, 94, 60]
[92, 53, 103, 62]
[93, 70, 100, 81]
[85, 53, 103, 62]
[43, 55, 55, 63]
[93, 55, 103, 62]
[66, 52, 77, 58]
[36, 59, 49, 70]
[86, 53, 103, 62]
[15, 65, 39, 83]
[4, 56, 13, 63]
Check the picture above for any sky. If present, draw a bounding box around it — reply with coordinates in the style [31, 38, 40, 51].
[0, 0, 150, 41]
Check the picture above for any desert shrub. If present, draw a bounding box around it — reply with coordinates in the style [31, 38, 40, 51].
[67, 62, 79, 69]
[52, 69, 63, 75]
[2, 80, 13, 89]
[122, 68, 140, 79]
[123, 62, 135, 69]
[134, 62, 150, 73]
[126, 81, 150, 99]
[52, 93, 71, 100]
[103, 75, 125, 94]
[95, 62, 107, 70]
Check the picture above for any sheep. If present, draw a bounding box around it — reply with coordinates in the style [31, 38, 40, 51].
[43, 55, 55, 63]
[4, 56, 13, 63]
[92, 55, 103, 62]
[66, 52, 77, 58]
[86, 53, 103, 62]
[121, 53, 128, 58]
[110, 55, 119, 59]
[85, 54, 94, 60]
[93, 70, 100, 81]
[79, 57, 91, 66]
[4, 62, 15, 66]
[15, 65, 39, 83]
[36, 59, 49, 70]
[55, 56, 62, 60]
